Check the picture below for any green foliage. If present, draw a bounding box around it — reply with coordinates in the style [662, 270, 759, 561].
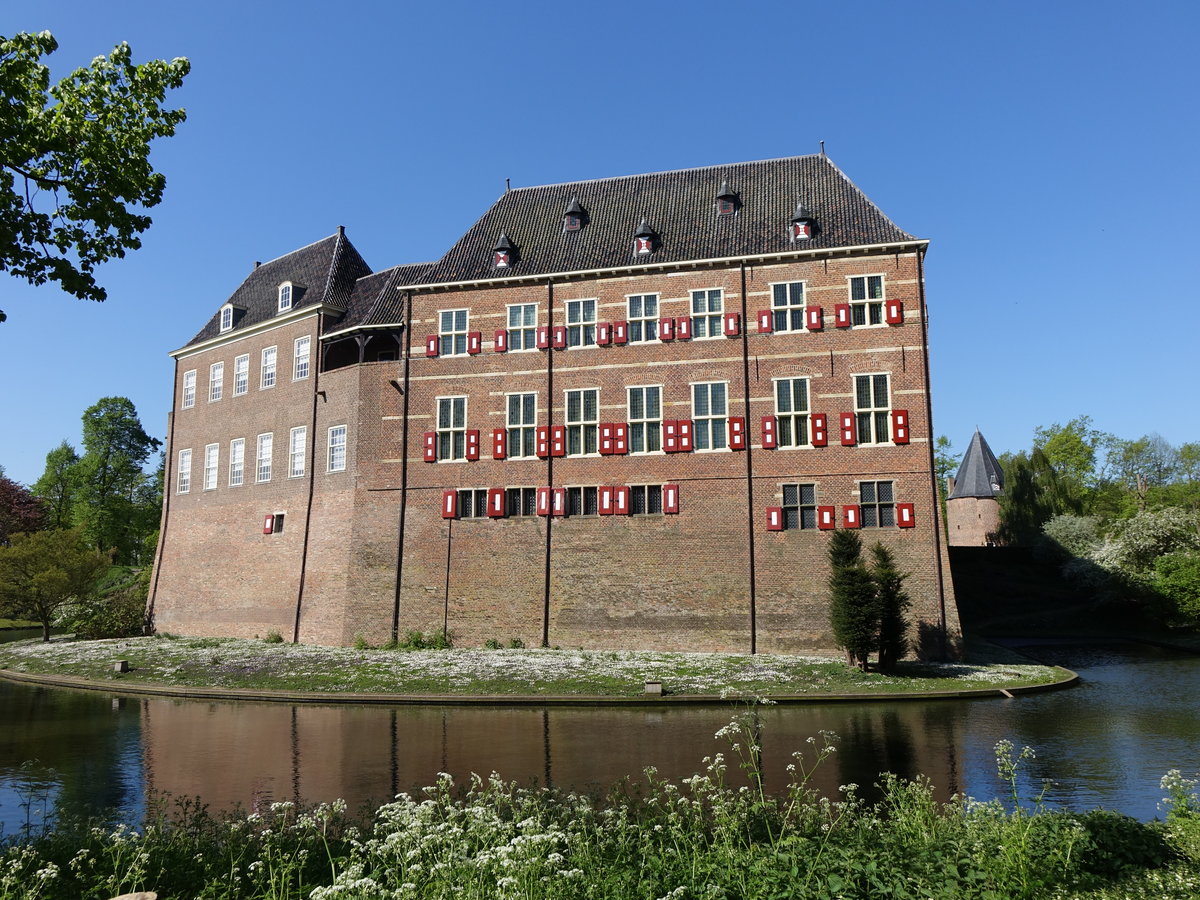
[1095, 508, 1200, 575]
[0, 31, 189, 318]
[1000, 448, 1080, 545]
[1152, 552, 1200, 625]
[263, 630, 285, 644]
[1038, 514, 1105, 563]
[0, 528, 110, 641]
[68, 565, 147, 639]
[1034, 415, 1105, 490]
[871, 543, 911, 674]
[30, 441, 78, 529]
[827, 530, 878, 669]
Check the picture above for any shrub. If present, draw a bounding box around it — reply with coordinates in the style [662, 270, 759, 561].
[1038, 514, 1104, 563]
[263, 630, 285, 644]
[68, 566, 147, 639]
[1153, 552, 1200, 625]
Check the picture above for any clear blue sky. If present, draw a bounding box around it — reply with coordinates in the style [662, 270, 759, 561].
[2, 0, 1197, 486]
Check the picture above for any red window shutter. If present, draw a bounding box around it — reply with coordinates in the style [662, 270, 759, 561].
[550, 424, 566, 457]
[811, 413, 828, 447]
[425, 335, 439, 357]
[598, 485, 614, 515]
[262, 514, 275, 534]
[465, 429, 480, 461]
[613, 422, 629, 455]
[535, 426, 550, 458]
[614, 485, 630, 515]
[613, 321, 628, 344]
[599, 422, 614, 455]
[492, 429, 507, 459]
[886, 298, 904, 325]
[552, 325, 567, 349]
[494, 329, 508, 353]
[723, 311, 741, 337]
[551, 487, 566, 517]
[897, 503, 916, 528]
[834, 304, 851, 328]
[678, 419, 694, 452]
[659, 317, 675, 341]
[765, 507, 783, 531]
[891, 410, 910, 444]
[468, 331, 482, 355]
[805, 306, 824, 330]
[729, 416, 746, 450]
[663, 483, 680, 514]
[757, 310, 773, 333]
[663, 420, 679, 452]
[676, 316, 692, 340]
[536, 486, 551, 516]
[597, 322, 611, 345]
[442, 490, 457, 519]
[761, 415, 777, 449]
[818, 506, 836, 530]
[536, 326, 550, 349]
[487, 488, 506, 518]
[423, 431, 437, 462]
[843, 505, 861, 529]
[840, 412, 857, 446]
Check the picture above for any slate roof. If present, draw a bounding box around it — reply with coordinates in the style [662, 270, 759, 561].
[332, 262, 435, 334]
[182, 230, 372, 349]
[421, 154, 917, 285]
[949, 430, 1005, 499]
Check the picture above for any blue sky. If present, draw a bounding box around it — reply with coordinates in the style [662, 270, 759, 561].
[2, 0, 1197, 485]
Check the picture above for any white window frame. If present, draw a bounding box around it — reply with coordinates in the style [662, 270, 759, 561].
[203, 443, 219, 491]
[209, 362, 224, 402]
[182, 370, 196, 409]
[278, 282, 293, 313]
[849, 274, 885, 327]
[261, 346, 277, 390]
[506, 392, 538, 459]
[327, 425, 347, 473]
[564, 388, 599, 455]
[626, 294, 659, 343]
[770, 281, 806, 333]
[438, 309, 469, 356]
[288, 426, 306, 478]
[229, 438, 245, 487]
[436, 396, 467, 461]
[293, 336, 311, 380]
[565, 298, 597, 348]
[853, 372, 891, 445]
[627, 385, 662, 454]
[219, 304, 234, 333]
[692, 381, 728, 451]
[177, 449, 192, 494]
[233, 354, 249, 396]
[858, 480, 896, 527]
[690, 288, 724, 338]
[256, 433, 273, 483]
[506, 303, 538, 352]
[773, 377, 810, 448]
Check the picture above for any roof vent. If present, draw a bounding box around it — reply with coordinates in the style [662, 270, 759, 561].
[493, 232, 516, 268]
[633, 217, 656, 255]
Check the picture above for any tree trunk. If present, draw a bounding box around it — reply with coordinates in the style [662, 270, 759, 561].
[41, 619, 51, 642]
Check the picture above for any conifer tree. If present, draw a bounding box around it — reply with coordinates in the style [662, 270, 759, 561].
[827, 529, 878, 670]
[871, 542, 911, 674]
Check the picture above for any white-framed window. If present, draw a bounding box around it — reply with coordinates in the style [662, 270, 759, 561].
[782, 483, 817, 530]
[203, 443, 219, 491]
[566, 486, 599, 516]
[631, 484, 663, 515]
[219, 304, 234, 333]
[849, 275, 884, 326]
[182, 370, 196, 409]
[256, 433, 273, 483]
[627, 385, 662, 453]
[209, 362, 224, 402]
[627, 294, 659, 343]
[854, 373, 891, 444]
[177, 449, 192, 494]
[327, 425, 347, 473]
[288, 426, 306, 478]
[506, 303, 538, 351]
[439, 309, 469, 356]
[565, 299, 596, 347]
[859, 480, 896, 527]
[507, 392, 537, 458]
[774, 377, 810, 447]
[261, 346, 277, 389]
[278, 282, 293, 312]
[771, 281, 806, 332]
[565, 388, 599, 455]
[692, 381, 728, 450]
[233, 354, 249, 396]
[293, 336, 310, 380]
[437, 396, 467, 460]
[690, 289, 723, 337]
[229, 438, 245, 487]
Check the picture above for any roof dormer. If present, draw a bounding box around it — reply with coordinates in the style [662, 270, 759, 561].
[493, 232, 516, 268]
[277, 281, 294, 312]
[633, 218, 656, 255]
[716, 180, 738, 216]
[789, 203, 815, 242]
[219, 302, 246, 333]
[562, 196, 585, 233]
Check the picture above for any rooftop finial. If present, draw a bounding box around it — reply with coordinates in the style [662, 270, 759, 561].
[820, 140, 826, 156]
[505, 177, 511, 193]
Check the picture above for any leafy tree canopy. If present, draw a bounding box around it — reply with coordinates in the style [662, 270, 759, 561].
[0, 474, 46, 543]
[32, 439, 80, 528]
[0, 528, 111, 641]
[0, 31, 189, 320]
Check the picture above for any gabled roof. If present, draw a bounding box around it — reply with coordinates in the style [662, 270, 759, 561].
[421, 154, 916, 284]
[332, 262, 435, 334]
[949, 430, 1005, 499]
[182, 229, 372, 348]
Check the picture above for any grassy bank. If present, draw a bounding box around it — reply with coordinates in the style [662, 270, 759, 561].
[0, 620, 37, 631]
[0, 635, 1066, 698]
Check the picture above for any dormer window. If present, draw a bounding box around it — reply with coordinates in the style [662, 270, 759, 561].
[716, 180, 737, 216]
[493, 232, 515, 268]
[790, 203, 815, 241]
[278, 282, 293, 312]
[562, 196, 585, 233]
[634, 218, 656, 255]
[219, 304, 234, 333]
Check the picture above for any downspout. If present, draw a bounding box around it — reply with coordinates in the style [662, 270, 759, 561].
[541, 281, 555, 648]
[739, 262, 759, 654]
[392, 293, 413, 643]
[146, 359, 179, 630]
[293, 312, 326, 643]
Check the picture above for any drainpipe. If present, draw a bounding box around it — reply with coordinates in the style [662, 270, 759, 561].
[146, 359, 179, 630]
[292, 313, 326, 643]
[392, 294, 414, 643]
[541, 281, 555, 648]
[739, 262, 758, 654]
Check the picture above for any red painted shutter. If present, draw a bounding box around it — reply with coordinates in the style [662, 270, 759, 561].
[765, 507, 783, 531]
[598, 485, 614, 515]
[663, 420, 679, 452]
[423, 431, 437, 462]
[492, 429, 507, 459]
[663, 483, 680, 514]
[840, 412, 857, 446]
[597, 322, 611, 345]
[676, 316, 692, 340]
[834, 304, 851, 328]
[811, 413, 828, 447]
[487, 488, 506, 517]
[761, 415, 777, 449]
[614, 485, 630, 515]
[891, 410, 910, 444]
[843, 505, 860, 529]
[678, 419, 694, 452]
[723, 311, 741, 336]
[262, 514, 275, 534]
[551, 487, 566, 516]
[552, 325, 567, 349]
[494, 329, 508, 353]
[599, 422, 614, 455]
[536, 486, 551, 516]
[805, 306, 823, 330]
[897, 503, 916, 528]
[442, 490, 457, 519]
[613, 422, 629, 455]
[659, 317, 675, 341]
[425, 335, 439, 357]
[550, 425, 566, 457]
[536, 326, 550, 349]
[886, 298, 904, 325]
[468, 331, 482, 354]
[465, 429, 480, 461]
[729, 416, 746, 450]
[757, 310, 773, 333]
[613, 321, 628, 344]
[535, 426, 550, 458]
[818, 506, 836, 530]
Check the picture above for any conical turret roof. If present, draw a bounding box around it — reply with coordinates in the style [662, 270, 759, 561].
[949, 430, 1005, 499]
